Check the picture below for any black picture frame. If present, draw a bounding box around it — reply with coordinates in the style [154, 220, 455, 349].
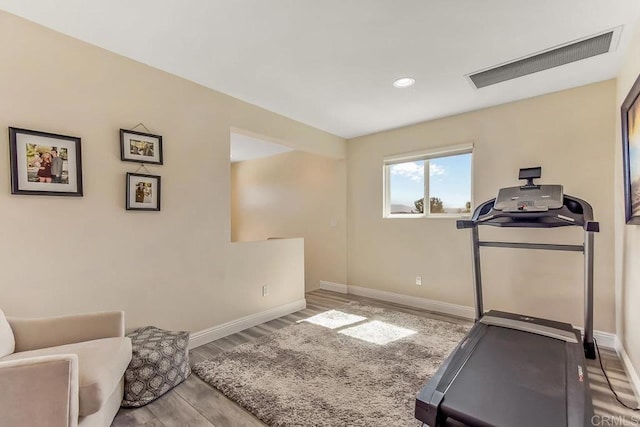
[126, 172, 161, 211]
[120, 129, 163, 165]
[9, 127, 83, 197]
[622, 73, 640, 224]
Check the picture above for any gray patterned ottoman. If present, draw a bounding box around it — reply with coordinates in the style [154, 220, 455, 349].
[121, 326, 191, 407]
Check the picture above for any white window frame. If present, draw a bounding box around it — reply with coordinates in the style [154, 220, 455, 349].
[383, 142, 474, 219]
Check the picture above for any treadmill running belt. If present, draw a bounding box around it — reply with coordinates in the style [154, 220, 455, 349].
[440, 326, 567, 427]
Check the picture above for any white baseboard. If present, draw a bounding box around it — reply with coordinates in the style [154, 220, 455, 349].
[189, 299, 307, 349]
[346, 285, 476, 320]
[593, 330, 617, 350]
[571, 327, 616, 350]
[616, 338, 640, 403]
[319, 281, 348, 294]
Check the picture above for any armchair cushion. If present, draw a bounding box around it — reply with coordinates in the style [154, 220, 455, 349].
[2, 336, 132, 417]
[0, 309, 15, 358]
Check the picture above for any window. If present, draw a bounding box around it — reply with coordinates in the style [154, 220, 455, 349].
[383, 143, 472, 218]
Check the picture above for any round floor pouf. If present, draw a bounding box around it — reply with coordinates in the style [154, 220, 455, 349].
[122, 326, 191, 407]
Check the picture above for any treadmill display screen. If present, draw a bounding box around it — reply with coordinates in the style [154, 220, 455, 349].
[494, 185, 563, 212]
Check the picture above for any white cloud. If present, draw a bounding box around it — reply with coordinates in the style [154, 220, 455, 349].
[390, 161, 447, 183]
[430, 163, 445, 176]
[390, 161, 424, 182]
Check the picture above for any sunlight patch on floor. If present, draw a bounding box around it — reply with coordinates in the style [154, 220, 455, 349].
[300, 310, 367, 329]
[338, 320, 416, 345]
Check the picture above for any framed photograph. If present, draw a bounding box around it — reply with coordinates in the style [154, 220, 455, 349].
[126, 173, 161, 211]
[120, 129, 163, 165]
[9, 127, 83, 197]
[622, 73, 640, 224]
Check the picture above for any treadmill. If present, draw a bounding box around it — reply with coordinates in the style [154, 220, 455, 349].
[415, 167, 597, 427]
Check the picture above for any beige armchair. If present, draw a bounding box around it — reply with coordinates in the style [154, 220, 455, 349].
[0, 309, 132, 427]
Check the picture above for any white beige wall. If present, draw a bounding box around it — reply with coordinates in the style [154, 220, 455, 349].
[226, 239, 305, 319]
[347, 80, 617, 332]
[615, 17, 640, 380]
[231, 150, 347, 291]
[0, 11, 345, 332]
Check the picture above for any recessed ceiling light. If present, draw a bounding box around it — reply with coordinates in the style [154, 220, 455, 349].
[393, 77, 415, 88]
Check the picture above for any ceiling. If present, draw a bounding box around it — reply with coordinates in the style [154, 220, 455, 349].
[231, 133, 293, 163]
[2, 1, 640, 138]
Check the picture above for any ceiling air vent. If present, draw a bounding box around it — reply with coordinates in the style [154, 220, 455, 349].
[467, 29, 618, 89]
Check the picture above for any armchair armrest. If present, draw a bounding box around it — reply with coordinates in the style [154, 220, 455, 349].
[0, 354, 79, 427]
[8, 311, 125, 352]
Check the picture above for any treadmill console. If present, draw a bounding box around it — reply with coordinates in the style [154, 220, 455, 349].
[493, 167, 563, 212]
[494, 185, 564, 212]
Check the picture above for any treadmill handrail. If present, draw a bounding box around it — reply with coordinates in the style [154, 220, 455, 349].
[458, 195, 599, 232]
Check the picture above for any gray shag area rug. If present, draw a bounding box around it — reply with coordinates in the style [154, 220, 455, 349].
[193, 302, 470, 427]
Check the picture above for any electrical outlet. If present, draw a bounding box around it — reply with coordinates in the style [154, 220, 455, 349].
[416, 276, 422, 286]
[262, 285, 269, 296]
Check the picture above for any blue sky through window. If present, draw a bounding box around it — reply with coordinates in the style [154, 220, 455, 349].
[389, 161, 424, 212]
[430, 153, 472, 209]
[389, 153, 471, 213]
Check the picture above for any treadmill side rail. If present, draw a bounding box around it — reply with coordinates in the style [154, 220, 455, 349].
[566, 331, 595, 427]
[416, 322, 488, 426]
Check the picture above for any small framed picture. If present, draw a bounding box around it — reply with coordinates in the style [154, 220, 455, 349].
[120, 129, 163, 165]
[126, 173, 161, 211]
[9, 127, 83, 197]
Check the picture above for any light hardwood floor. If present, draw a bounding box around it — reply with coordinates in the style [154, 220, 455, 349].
[112, 290, 640, 426]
